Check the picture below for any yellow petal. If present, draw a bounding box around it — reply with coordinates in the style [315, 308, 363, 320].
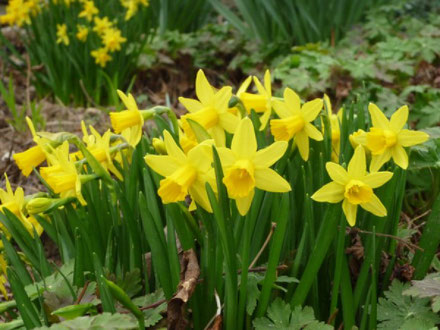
[235, 189, 255, 216]
[179, 97, 203, 113]
[210, 126, 226, 147]
[273, 100, 292, 119]
[369, 152, 389, 173]
[254, 141, 288, 168]
[188, 144, 212, 173]
[237, 76, 252, 95]
[295, 130, 309, 161]
[348, 146, 366, 178]
[219, 112, 239, 133]
[189, 178, 213, 213]
[217, 147, 235, 167]
[362, 171, 393, 188]
[325, 162, 349, 185]
[117, 90, 138, 111]
[163, 130, 186, 162]
[360, 193, 387, 217]
[259, 108, 272, 131]
[368, 103, 389, 129]
[232, 117, 257, 157]
[311, 182, 345, 203]
[253, 76, 267, 96]
[389, 105, 408, 132]
[342, 199, 357, 226]
[264, 69, 271, 97]
[196, 69, 214, 104]
[391, 145, 408, 169]
[301, 99, 323, 122]
[214, 86, 233, 110]
[145, 155, 180, 177]
[284, 88, 301, 114]
[304, 123, 323, 141]
[397, 129, 429, 147]
[254, 168, 291, 192]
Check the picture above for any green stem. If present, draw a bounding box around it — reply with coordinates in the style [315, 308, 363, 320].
[329, 218, 346, 319]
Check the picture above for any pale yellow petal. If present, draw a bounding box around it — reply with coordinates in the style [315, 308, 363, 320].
[144, 155, 180, 177]
[254, 168, 291, 192]
[219, 112, 240, 133]
[295, 131, 309, 161]
[117, 90, 138, 111]
[304, 123, 323, 141]
[368, 103, 389, 129]
[163, 130, 186, 162]
[189, 178, 212, 213]
[273, 100, 292, 119]
[284, 88, 301, 114]
[237, 76, 252, 95]
[369, 149, 392, 172]
[389, 105, 408, 132]
[397, 130, 429, 147]
[196, 69, 214, 104]
[259, 108, 272, 131]
[254, 141, 288, 168]
[391, 145, 408, 169]
[362, 171, 393, 188]
[188, 144, 212, 173]
[210, 126, 226, 147]
[301, 99, 323, 122]
[360, 193, 387, 217]
[235, 189, 255, 216]
[214, 86, 233, 110]
[217, 147, 235, 167]
[311, 182, 345, 203]
[342, 199, 357, 226]
[325, 162, 349, 185]
[348, 146, 366, 178]
[179, 97, 203, 113]
[264, 70, 271, 97]
[232, 117, 257, 157]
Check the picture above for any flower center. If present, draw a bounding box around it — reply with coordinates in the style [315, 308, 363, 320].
[344, 180, 373, 204]
[366, 128, 397, 154]
[383, 129, 397, 147]
[223, 159, 255, 198]
[158, 165, 197, 203]
[110, 110, 142, 133]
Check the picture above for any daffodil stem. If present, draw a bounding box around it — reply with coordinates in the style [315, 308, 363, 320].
[290, 203, 342, 307]
[329, 218, 346, 319]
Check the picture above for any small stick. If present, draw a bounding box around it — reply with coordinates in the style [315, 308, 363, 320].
[75, 281, 90, 304]
[356, 228, 423, 252]
[248, 222, 277, 269]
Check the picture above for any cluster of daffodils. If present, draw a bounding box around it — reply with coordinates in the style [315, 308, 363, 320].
[1, 0, 148, 68]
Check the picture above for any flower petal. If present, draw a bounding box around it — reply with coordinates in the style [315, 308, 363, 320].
[368, 103, 389, 129]
[214, 86, 233, 110]
[196, 70, 214, 104]
[302, 99, 323, 122]
[254, 141, 288, 168]
[254, 168, 291, 192]
[210, 126, 226, 147]
[295, 131, 310, 161]
[360, 193, 387, 217]
[348, 146, 366, 178]
[189, 178, 213, 213]
[391, 145, 408, 169]
[326, 162, 349, 185]
[311, 182, 345, 203]
[232, 117, 257, 157]
[284, 88, 301, 114]
[188, 144, 212, 173]
[219, 112, 239, 133]
[259, 108, 272, 131]
[264, 70, 271, 97]
[273, 100, 292, 119]
[398, 129, 429, 147]
[342, 199, 358, 226]
[144, 155, 180, 177]
[362, 171, 393, 188]
[164, 130, 186, 162]
[389, 105, 408, 132]
[217, 147, 235, 167]
[304, 123, 323, 141]
[237, 76, 252, 95]
[253, 76, 267, 96]
[178, 97, 203, 113]
[235, 189, 255, 216]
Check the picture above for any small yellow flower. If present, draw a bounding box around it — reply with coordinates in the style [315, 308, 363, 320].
[13, 145, 46, 177]
[179, 129, 198, 154]
[270, 88, 324, 161]
[312, 146, 393, 226]
[102, 28, 127, 52]
[92, 16, 113, 36]
[56, 24, 69, 46]
[0, 0, 31, 27]
[218, 117, 291, 215]
[91, 47, 112, 67]
[78, 0, 99, 21]
[349, 129, 367, 149]
[76, 25, 89, 42]
[323, 94, 343, 162]
[365, 103, 429, 171]
[145, 130, 215, 212]
[239, 70, 273, 130]
[179, 70, 238, 146]
[121, 0, 149, 20]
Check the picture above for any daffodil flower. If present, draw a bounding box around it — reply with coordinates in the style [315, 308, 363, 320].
[145, 130, 216, 212]
[365, 103, 429, 171]
[271, 88, 324, 161]
[78, 0, 98, 21]
[218, 117, 291, 215]
[179, 70, 238, 146]
[323, 94, 343, 162]
[239, 70, 273, 130]
[349, 129, 367, 149]
[311, 146, 393, 226]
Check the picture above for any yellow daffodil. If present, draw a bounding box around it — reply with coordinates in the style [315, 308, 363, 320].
[121, 0, 149, 20]
[102, 28, 126, 52]
[145, 130, 215, 212]
[92, 16, 113, 36]
[239, 70, 273, 130]
[78, 0, 98, 21]
[218, 117, 291, 215]
[323, 94, 343, 162]
[76, 25, 89, 42]
[349, 129, 367, 149]
[179, 129, 198, 154]
[91, 47, 112, 67]
[311, 146, 393, 226]
[40, 142, 87, 206]
[271, 88, 324, 161]
[56, 24, 69, 46]
[179, 70, 238, 146]
[365, 104, 429, 171]
[0, 0, 31, 27]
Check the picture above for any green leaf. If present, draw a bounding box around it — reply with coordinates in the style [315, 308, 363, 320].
[132, 289, 167, 328]
[51, 303, 95, 320]
[35, 313, 138, 330]
[186, 118, 211, 143]
[404, 274, 440, 313]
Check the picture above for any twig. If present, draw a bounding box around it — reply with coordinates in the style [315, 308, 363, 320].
[138, 298, 167, 311]
[75, 281, 90, 304]
[356, 228, 423, 252]
[203, 290, 223, 330]
[327, 308, 338, 325]
[248, 222, 277, 269]
[79, 79, 99, 108]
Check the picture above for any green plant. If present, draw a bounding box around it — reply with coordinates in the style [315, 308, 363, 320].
[0, 76, 27, 132]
